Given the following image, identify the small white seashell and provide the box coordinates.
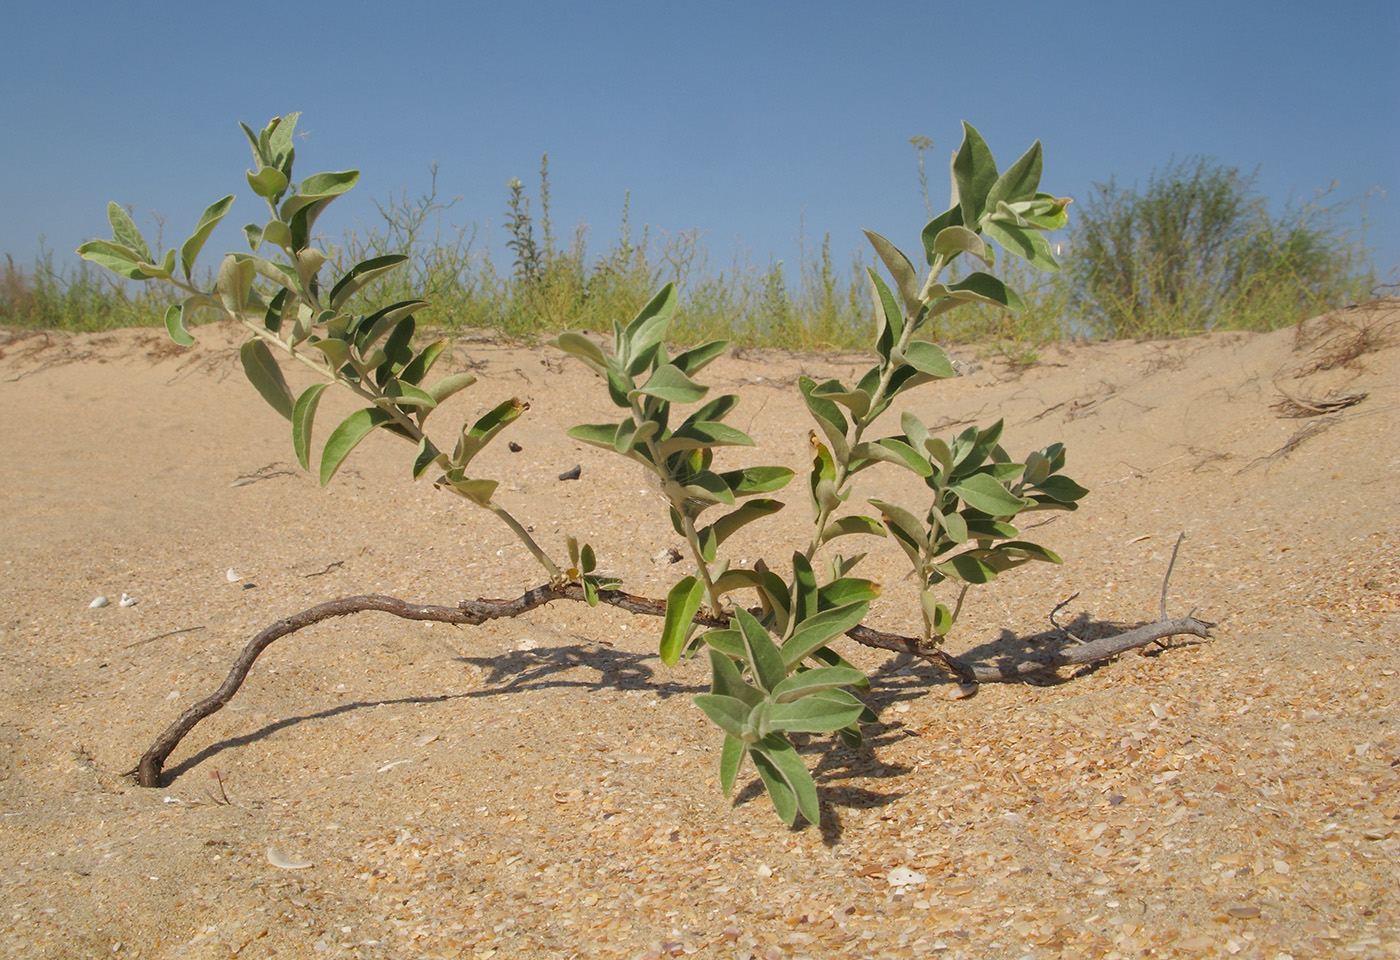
[89,596,110,608]
[119,593,137,608]
[267,847,313,870]
[413,734,440,747]
[949,683,978,700]
[377,759,413,773]
[887,866,928,888]
[226,568,241,583]
[756,864,773,878]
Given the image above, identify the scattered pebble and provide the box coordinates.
[226,568,241,583]
[887,867,927,889]
[89,596,109,609]
[119,593,137,608]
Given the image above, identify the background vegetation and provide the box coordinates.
[1,153,1379,351]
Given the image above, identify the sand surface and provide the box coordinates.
[0,304,1397,959]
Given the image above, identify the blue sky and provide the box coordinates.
[3,2,1396,300]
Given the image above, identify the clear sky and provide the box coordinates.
[3,1,1396,297]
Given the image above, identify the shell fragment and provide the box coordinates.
[266,847,313,870]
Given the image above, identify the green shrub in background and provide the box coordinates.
[1067,156,1374,337]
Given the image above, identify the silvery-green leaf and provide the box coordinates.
[76,239,145,280]
[328,254,409,310]
[752,735,818,826]
[660,576,704,666]
[693,694,752,742]
[734,607,784,694]
[412,437,445,479]
[781,601,870,668]
[311,337,351,369]
[985,139,1043,209]
[238,338,293,420]
[921,591,953,635]
[953,122,998,227]
[766,695,865,734]
[1031,474,1089,503]
[552,332,610,376]
[164,301,195,346]
[935,553,999,584]
[107,202,151,263]
[950,473,1032,516]
[246,165,289,199]
[750,748,799,825]
[400,340,449,386]
[931,224,990,264]
[719,735,746,797]
[862,229,920,317]
[850,438,932,477]
[632,363,707,404]
[179,195,235,280]
[292,382,330,471]
[320,407,393,485]
[672,339,728,376]
[983,220,1060,272]
[426,371,477,405]
[903,341,956,379]
[818,515,886,545]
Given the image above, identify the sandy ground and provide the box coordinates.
[0,302,1397,960]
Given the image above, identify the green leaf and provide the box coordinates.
[994,540,1062,563]
[693,694,753,742]
[867,269,904,362]
[309,337,351,370]
[921,591,954,635]
[818,576,881,608]
[439,474,499,504]
[246,165,289,199]
[76,239,145,280]
[719,735,747,797]
[238,338,293,420]
[862,229,920,317]
[985,139,1043,209]
[920,203,965,266]
[708,647,764,706]
[902,341,956,379]
[766,693,866,734]
[818,515,886,545]
[791,552,819,627]
[925,436,954,475]
[567,423,623,450]
[378,381,437,410]
[943,273,1024,311]
[180,195,235,280]
[399,340,449,387]
[328,254,409,310]
[869,499,930,554]
[412,437,445,479]
[935,552,999,584]
[291,382,330,470]
[718,465,794,496]
[552,332,610,376]
[1030,474,1089,503]
[620,283,678,375]
[707,499,784,548]
[658,421,755,456]
[164,301,194,346]
[983,219,1060,271]
[810,380,872,420]
[850,438,932,477]
[633,363,707,404]
[453,398,527,469]
[281,170,360,218]
[798,377,850,461]
[753,735,819,826]
[931,224,991,264]
[216,254,257,317]
[950,473,1032,516]
[750,747,799,825]
[781,602,871,668]
[734,607,785,694]
[702,628,747,662]
[107,202,152,263]
[319,407,394,485]
[671,339,729,376]
[425,371,478,405]
[953,122,998,227]
[660,576,705,666]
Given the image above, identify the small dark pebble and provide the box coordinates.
[508,441,523,453]
[1108,794,1125,806]
[558,464,582,481]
